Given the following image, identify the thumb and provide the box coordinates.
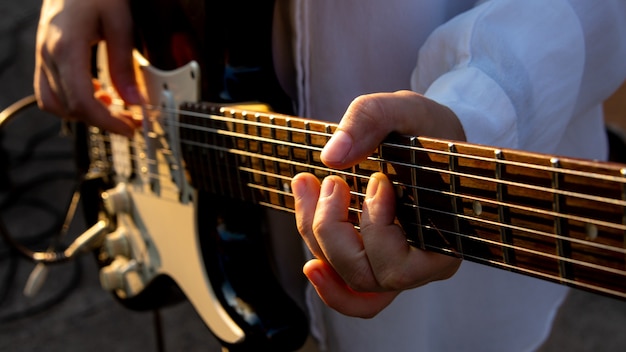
[321,90,465,169]
[100,0,141,105]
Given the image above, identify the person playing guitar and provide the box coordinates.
[33,0,626,351]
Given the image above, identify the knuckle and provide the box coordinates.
[377,270,414,291]
[347,95,386,128]
[344,266,378,292]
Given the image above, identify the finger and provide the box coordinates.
[303,259,399,318]
[100,0,141,105]
[291,173,324,259]
[361,172,461,290]
[321,90,465,169]
[34,64,68,118]
[311,176,380,292]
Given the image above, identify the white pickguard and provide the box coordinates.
[95,43,245,344]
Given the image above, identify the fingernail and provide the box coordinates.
[291,177,305,198]
[366,174,380,200]
[320,178,335,198]
[303,260,325,284]
[304,266,323,285]
[321,130,352,165]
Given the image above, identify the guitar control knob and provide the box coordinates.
[100,256,128,291]
[99,257,143,296]
[103,225,131,258]
[101,183,130,215]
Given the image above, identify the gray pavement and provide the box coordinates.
[1,1,625,351]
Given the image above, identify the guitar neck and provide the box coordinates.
[178,102,626,301]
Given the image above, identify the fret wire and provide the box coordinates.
[552,158,574,281]
[179,138,626,232]
[221,112,236,198]
[447,143,464,257]
[621,168,626,262]
[304,121,313,171]
[495,150,516,266]
[269,115,286,208]
[231,112,246,200]
[253,113,271,195]
[241,112,257,203]
[410,137,425,249]
[286,118,297,189]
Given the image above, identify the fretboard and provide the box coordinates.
[178,102,626,301]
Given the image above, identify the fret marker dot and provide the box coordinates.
[283,182,290,193]
[585,223,598,241]
[472,201,483,216]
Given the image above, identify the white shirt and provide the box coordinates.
[275,0,626,351]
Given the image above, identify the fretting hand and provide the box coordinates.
[292,90,466,318]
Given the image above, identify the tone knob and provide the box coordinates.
[99,256,129,291]
[104,225,131,258]
[101,183,130,215]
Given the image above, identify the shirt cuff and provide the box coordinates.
[417,66,519,149]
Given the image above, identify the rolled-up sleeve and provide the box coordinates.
[412,0,626,154]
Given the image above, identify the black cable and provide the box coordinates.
[0,5,87,326]
[0,257,83,324]
[0,95,81,264]
[0,95,84,315]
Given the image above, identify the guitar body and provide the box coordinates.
[81,0,308,351]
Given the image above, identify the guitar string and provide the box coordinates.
[92,121,624,256]
[98,136,626,234]
[119,104,626,184]
[95,132,626,257]
[175,108,626,209]
[90,136,626,293]
[184,136,626,232]
[95,106,626,247]
[103,103,626,188]
[251,189,626,287]
[175,106,626,183]
[96,119,626,212]
[235,164,626,258]
[93,130,626,258]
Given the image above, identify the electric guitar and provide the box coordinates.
[75,1,626,351]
